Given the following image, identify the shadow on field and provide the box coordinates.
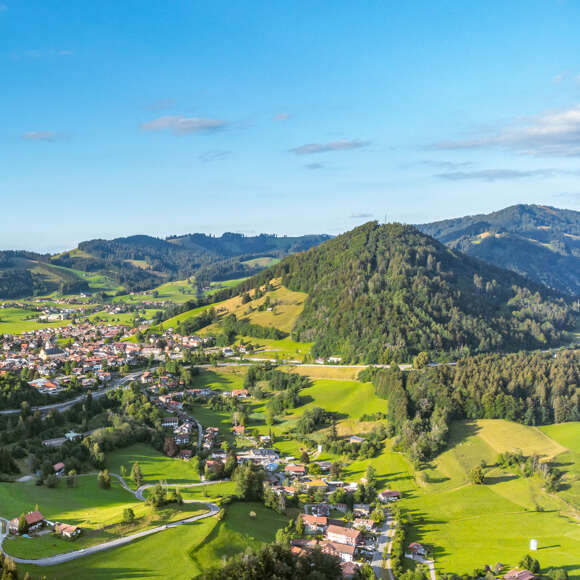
[484,474,518,485]
[402,507,449,560]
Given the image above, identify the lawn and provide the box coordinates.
[24,501,286,579]
[404,483,580,577]
[105,443,200,488]
[284,365,365,380]
[188,501,288,573]
[196,367,247,392]
[241,336,313,360]
[24,515,221,579]
[0,476,141,529]
[0,307,70,334]
[539,422,580,509]
[4,503,207,559]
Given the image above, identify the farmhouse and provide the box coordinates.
[55,523,82,538]
[326,524,361,547]
[285,464,307,476]
[53,461,65,476]
[505,570,536,580]
[378,489,400,502]
[300,514,328,533]
[321,540,357,562]
[407,542,428,559]
[9,511,45,535]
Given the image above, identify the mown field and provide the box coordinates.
[404,420,580,577]
[105,443,200,488]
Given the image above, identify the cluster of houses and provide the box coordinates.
[8,511,81,539]
[290,515,369,578]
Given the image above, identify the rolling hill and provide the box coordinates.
[418,204,580,296]
[214,221,577,362]
[0,232,330,299]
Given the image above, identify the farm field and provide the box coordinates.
[197,366,247,392]
[0,307,70,334]
[284,365,365,380]
[24,515,221,580]
[404,483,580,577]
[5,502,207,559]
[240,336,312,360]
[188,501,288,572]
[0,476,139,528]
[105,443,200,488]
[539,422,580,509]
[401,419,580,577]
[22,498,285,579]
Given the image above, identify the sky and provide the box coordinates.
[1,0,580,252]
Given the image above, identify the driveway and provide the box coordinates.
[371,513,396,580]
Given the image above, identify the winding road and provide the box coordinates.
[0,473,222,566]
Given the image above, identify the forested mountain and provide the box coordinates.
[228,221,577,363]
[0,232,329,299]
[418,204,580,296]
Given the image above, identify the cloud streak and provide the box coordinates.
[274,112,290,121]
[141,116,227,135]
[349,212,374,219]
[22,131,59,142]
[290,139,370,155]
[434,104,580,157]
[435,168,580,182]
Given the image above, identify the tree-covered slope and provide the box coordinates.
[419,204,580,296]
[231,222,576,363]
[50,232,330,294]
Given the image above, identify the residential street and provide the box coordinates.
[372,513,396,580]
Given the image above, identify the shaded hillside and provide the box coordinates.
[0,251,89,298]
[227,222,576,363]
[419,204,580,296]
[0,232,329,299]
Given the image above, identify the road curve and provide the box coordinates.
[0,473,221,566]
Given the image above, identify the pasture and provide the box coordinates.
[105,443,200,488]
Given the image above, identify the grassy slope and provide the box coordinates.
[105,443,200,488]
[405,420,580,577]
[539,422,580,510]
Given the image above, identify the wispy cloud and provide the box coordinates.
[305,163,324,170]
[552,191,580,205]
[435,168,580,182]
[349,212,374,219]
[22,131,59,142]
[434,104,580,157]
[0,3,7,12]
[400,159,473,170]
[274,112,290,121]
[552,70,568,83]
[290,139,370,155]
[199,149,231,163]
[141,116,227,135]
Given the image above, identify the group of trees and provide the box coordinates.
[372,349,579,464]
[321,423,389,460]
[200,543,343,580]
[146,483,183,508]
[497,451,563,492]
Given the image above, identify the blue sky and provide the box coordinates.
[1,0,580,252]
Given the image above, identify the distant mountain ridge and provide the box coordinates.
[418,204,580,296]
[0,232,330,299]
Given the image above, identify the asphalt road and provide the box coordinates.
[0,473,221,566]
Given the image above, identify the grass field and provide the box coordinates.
[0,477,139,527]
[539,422,580,509]
[401,419,580,577]
[189,501,288,572]
[197,367,247,392]
[404,483,580,577]
[241,336,313,360]
[105,443,200,488]
[24,515,221,579]
[0,307,70,334]
[284,365,365,380]
[23,500,285,579]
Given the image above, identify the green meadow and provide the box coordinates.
[105,443,200,488]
